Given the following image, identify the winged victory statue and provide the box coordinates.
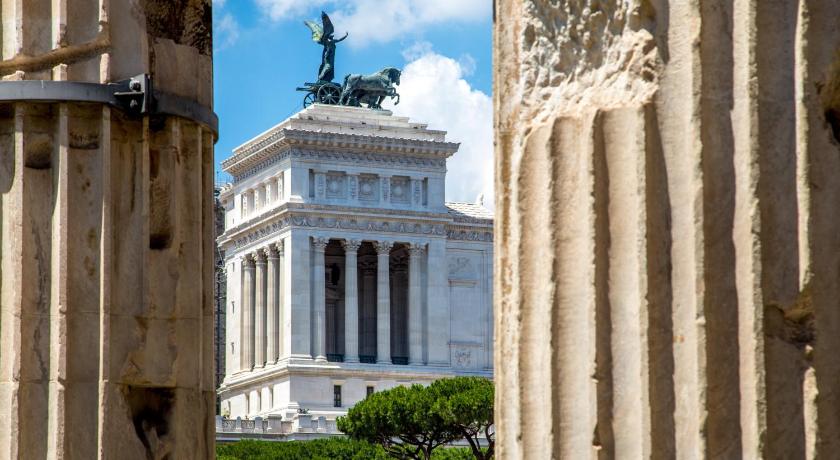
[297,11,401,109]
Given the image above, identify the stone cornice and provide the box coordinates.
[223,128,459,179]
[218,203,493,252]
[218,363,493,394]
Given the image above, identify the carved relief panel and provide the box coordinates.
[326,172,347,199]
[390,176,410,204]
[358,175,379,202]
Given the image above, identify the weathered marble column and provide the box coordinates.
[495,1,840,458]
[241,256,256,371]
[266,244,280,363]
[408,243,425,365]
[375,241,394,364]
[254,250,267,367]
[312,237,329,362]
[0,2,215,458]
[343,240,362,363]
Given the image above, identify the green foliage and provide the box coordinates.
[428,377,495,460]
[338,377,495,460]
[215,438,479,460]
[216,438,389,460]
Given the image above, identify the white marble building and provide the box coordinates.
[216,104,493,425]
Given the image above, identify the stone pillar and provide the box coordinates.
[276,173,284,202]
[275,240,286,359]
[314,171,327,200]
[242,256,256,371]
[343,240,362,363]
[495,1,840,459]
[375,241,394,364]
[380,175,391,205]
[408,243,425,365]
[312,237,329,362]
[266,244,280,364]
[0,3,218,457]
[348,173,359,203]
[254,250,267,367]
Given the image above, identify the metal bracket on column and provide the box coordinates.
[0,74,218,139]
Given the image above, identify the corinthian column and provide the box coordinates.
[408,243,425,365]
[242,256,256,371]
[342,240,362,363]
[312,237,329,362]
[254,250,268,367]
[266,244,280,364]
[374,241,394,364]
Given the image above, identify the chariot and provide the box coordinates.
[296,80,342,107]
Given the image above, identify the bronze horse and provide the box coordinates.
[339,67,401,109]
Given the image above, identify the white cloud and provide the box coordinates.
[256,0,330,21]
[255,0,491,47]
[215,13,240,49]
[384,46,493,207]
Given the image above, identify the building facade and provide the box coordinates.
[216,104,493,426]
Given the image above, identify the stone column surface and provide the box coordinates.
[266,243,280,363]
[241,256,256,371]
[254,249,267,367]
[495,1,840,459]
[375,241,394,364]
[342,240,362,363]
[312,237,329,362]
[408,243,425,365]
[0,1,216,459]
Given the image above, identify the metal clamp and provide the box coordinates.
[0,74,218,139]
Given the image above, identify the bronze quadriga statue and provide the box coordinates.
[296,11,400,110]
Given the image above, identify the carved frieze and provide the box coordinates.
[226,214,448,250]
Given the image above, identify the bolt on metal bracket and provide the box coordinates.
[0,74,218,139]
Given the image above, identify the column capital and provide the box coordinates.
[254,249,268,263]
[243,254,256,266]
[374,241,394,255]
[312,237,329,252]
[407,242,426,256]
[271,240,285,255]
[342,239,362,253]
[259,246,272,259]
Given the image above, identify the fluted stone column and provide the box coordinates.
[0,2,216,458]
[496,1,840,458]
[408,243,425,365]
[312,237,329,362]
[343,240,362,363]
[266,244,280,363]
[254,250,267,367]
[375,241,394,364]
[242,256,256,371]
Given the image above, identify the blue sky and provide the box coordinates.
[213,0,494,205]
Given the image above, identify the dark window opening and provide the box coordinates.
[333,385,342,408]
[366,386,374,397]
